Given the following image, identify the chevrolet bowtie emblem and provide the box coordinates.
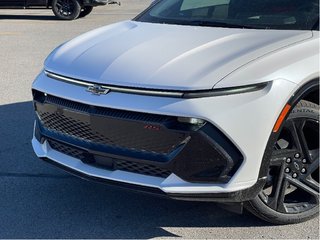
[86,85,110,95]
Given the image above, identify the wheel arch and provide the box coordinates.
[257,78,319,182]
[298,79,319,106]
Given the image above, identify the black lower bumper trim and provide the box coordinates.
[40,157,266,203]
[40,157,166,197]
[167,179,266,202]
[83,0,108,6]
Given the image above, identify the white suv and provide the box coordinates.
[32,0,319,224]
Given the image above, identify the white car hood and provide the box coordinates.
[45,21,312,90]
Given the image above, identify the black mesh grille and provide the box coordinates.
[48,139,171,178]
[33,91,243,184]
[46,95,171,123]
[39,112,109,144]
[36,96,188,154]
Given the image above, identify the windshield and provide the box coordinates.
[135,0,319,30]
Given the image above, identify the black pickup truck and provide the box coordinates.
[0,0,120,20]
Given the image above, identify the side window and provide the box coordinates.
[149,0,181,18]
[180,0,230,11]
[211,4,229,19]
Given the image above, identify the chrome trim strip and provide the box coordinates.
[45,70,269,99]
[45,70,184,98]
[182,83,269,98]
[45,71,93,87]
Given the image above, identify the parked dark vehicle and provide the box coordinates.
[0,0,120,20]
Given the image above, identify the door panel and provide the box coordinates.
[0,1,26,7]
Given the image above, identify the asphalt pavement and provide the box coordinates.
[0,1,319,239]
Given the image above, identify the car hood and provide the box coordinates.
[45,21,312,90]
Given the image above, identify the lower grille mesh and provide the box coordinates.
[48,139,85,160]
[115,160,171,178]
[48,139,171,178]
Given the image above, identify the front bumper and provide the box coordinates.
[31,71,297,200]
[32,137,265,202]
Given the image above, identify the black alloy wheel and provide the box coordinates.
[79,6,94,18]
[52,0,81,20]
[245,100,319,224]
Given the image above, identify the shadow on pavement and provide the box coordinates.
[0,14,58,21]
[0,101,268,239]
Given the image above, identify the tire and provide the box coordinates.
[79,6,93,18]
[245,100,319,224]
[52,0,81,20]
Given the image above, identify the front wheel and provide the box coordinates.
[245,100,319,224]
[52,0,81,20]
